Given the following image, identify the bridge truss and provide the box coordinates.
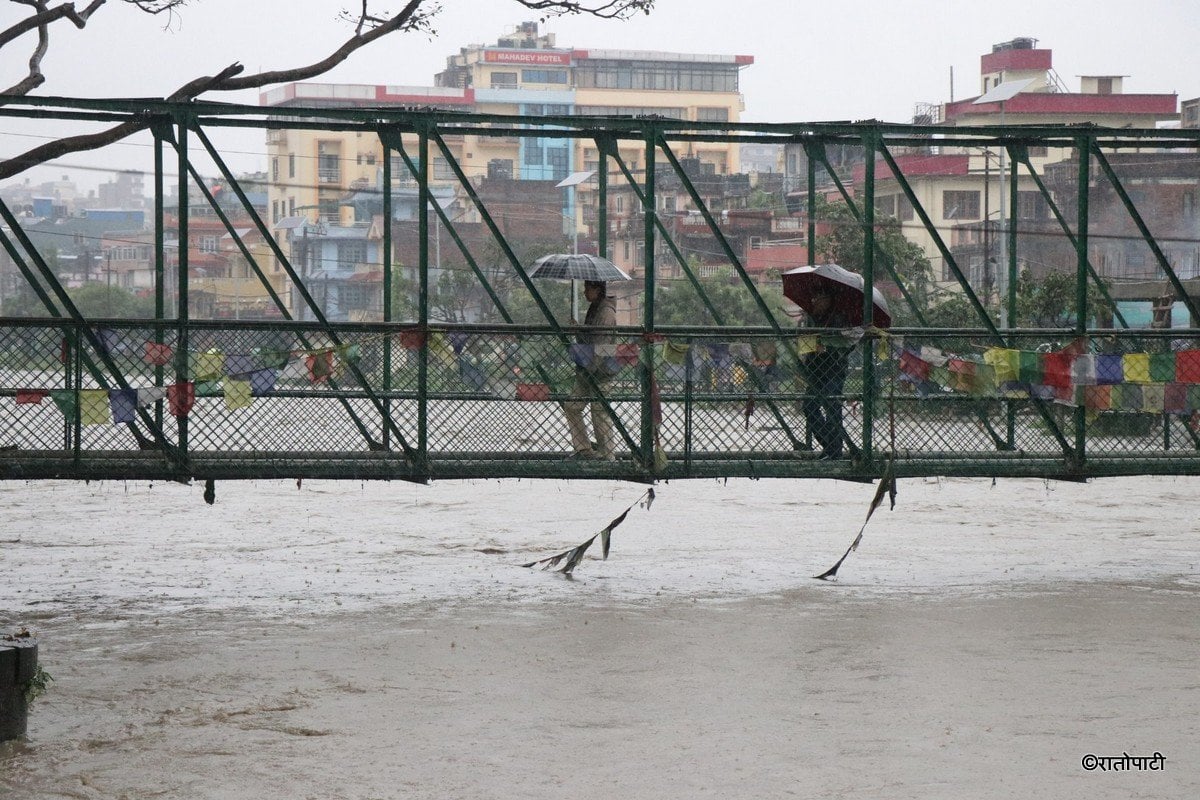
[1,97,1199,482]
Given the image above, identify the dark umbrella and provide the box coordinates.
[781,263,892,328]
[528,253,632,282]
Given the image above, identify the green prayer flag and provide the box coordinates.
[1149,352,1176,383]
[1018,350,1043,383]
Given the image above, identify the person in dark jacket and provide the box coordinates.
[801,287,850,459]
[564,280,617,460]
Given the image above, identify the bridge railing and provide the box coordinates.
[2,99,1200,480]
[2,318,1199,481]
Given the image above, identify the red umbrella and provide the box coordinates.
[781,263,892,328]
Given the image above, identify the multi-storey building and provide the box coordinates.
[259,22,753,320]
[787,38,1180,309]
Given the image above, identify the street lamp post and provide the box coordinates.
[975,79,1033,327]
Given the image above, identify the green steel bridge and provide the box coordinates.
[2,98,1199,484]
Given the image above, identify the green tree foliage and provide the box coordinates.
[1015,268,1111,327]
[68,284,156,318]
[655,274,788,328]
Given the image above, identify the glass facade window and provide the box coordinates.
[575,60,739,92]
[523,103,571,117]
[521,69,568,84]
[576,105,686,119]
[942,190,980,220]
[696,107,730,122]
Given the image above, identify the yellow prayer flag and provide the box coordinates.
[223,378,253,410]
[1122,353,1151,384]
[796,334,821,355]
[662,340,690,365]
[984,348,1019,383]
[428,331,457,367]
[80,389,111,426]
[193,350,225,381]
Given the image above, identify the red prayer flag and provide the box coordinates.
[306,351,334,384]
[615,342,640,365]
[167,382,195,418]
[144,341,174,366]
[899,349,931,381]
[516,383,550,401]
[1176,349,1200,384]
[1042,352,1074,389]
[16,389,48,405]
[399,330,425,350]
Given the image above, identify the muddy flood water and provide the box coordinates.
[1,475,1198,799]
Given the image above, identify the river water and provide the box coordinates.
[1,475,1198,798]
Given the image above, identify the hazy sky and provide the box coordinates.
[4,0,1199,183]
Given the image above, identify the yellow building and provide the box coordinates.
[260,22,752,227]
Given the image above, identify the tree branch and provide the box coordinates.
[0,0,658,181]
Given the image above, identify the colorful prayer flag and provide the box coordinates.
[137,387,166,407]
[1150,352,1176,383]
[249,369,277,396]
[145,341,173,366]
[224,353,258,377]
[168,382,195,418]
[15,389,48,405]
[900,349,931,381]
[984,348,1019,383]
[1095,354,1124,385]
[1164,383,1188,414]
[49,389,75,417]
[193,351,225,381]
[306,351,334,384]
[1176,350,1200,384]
[108,388,138,424]
[1018,350,1043,384]
[662,340,690,365]
[1122,353,1151,384]
[80,390,111,425]
[1071,354,1097,386]
[1041,352,1073,389]
[223,379,253,410]
[1141,384,1165,414]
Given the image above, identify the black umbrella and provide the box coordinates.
[781,263,892,328]
[528,253,632,282]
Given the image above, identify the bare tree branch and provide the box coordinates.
[0,0,657,181]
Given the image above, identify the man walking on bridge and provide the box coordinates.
[564,280,618,460]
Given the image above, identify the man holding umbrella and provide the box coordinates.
[564,279,618,460]
[800,286,851,460]
[782,263,890,461]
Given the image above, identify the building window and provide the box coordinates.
[749,236,763,250]
[615,195,625,214]
[318,199,340,223]
[272,157,279,182]
[1184,191,1196,218]
[490,71,517,88]
[897,195,914,221]
[696,107,729,122]
[942,190,980,220]
[546,147,569,180]
[289,197,296,216]
[521,69,568,84]
[338,241,368,269]
[874,195,897,217]
[198,236,218,254]
[288,154,295,178]
[432,157,455,181]
[1017,191,1049,221]
[272,200,280,223]
[523,143,544,166]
